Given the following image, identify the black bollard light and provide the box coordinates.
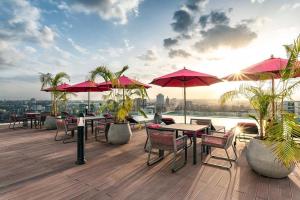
[76,113,86,165]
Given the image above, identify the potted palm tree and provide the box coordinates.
[220,35,300,178]
[90,66,148,144]
[40,72,70,129]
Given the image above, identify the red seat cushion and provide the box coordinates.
[183,130,205,137]
[147,123,161,129]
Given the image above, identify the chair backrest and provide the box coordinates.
[161,118,175,125]
[146,127,176,151]
[56,119,67,132]
[224,131,235,149]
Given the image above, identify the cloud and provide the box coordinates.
[194,24,257,52]
[199,10,230,28]
[171,10,193,33]
[137,50,157,61]
[168,49,191,58]
[163,38,178,48]
[67,38,88,54]
[251,0,265,3]
[0,41,24,69]
[24,46,37,54]
[186,0,208,11]
[280,3,300,11]
[1,0,56,47]
[70,0,143,25]
[124,39,134,51]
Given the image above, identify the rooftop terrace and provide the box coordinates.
[0,126,299,200]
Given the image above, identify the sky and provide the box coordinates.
[0,0,300,101]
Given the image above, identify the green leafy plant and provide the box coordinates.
[90,66,148,123]
[220,84,273,138]
[39,72,70,116]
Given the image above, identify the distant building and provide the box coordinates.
[133,98,147,111]
[283,101,300,116]
[156,93,165,112]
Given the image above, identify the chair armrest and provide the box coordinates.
[201,134,226,146]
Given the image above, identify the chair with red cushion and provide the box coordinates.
[201,131,237,169]
[55,118,78,143]
[183,118,225,147]
[146,126,188,172]
[161,117,175,125]
[94,118,112,142]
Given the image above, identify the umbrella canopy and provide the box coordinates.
[223,57,291,81]
[151,68,221,87]
[97,75,151,89]
[66,80,110,92]
[65,80,110,111]
[42,83,71,92]
[150,68,221,123]
[223,56,300,118]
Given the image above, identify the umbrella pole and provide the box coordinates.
[88,91,90,112]
[184,85,187,124]
[271,77,275,120]
[123,88,125,106]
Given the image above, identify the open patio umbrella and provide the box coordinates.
[223,56,300,117]
[42,83,71,92]
[65,80,110,111]
[150,67,222,124]
[97,75,151,103]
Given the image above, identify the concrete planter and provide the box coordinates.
[44,116,57,130]
[246,138,295,178]
[107,123,132,145]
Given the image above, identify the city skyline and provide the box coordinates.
[0,0,300,100]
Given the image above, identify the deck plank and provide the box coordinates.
[0,125,299,200]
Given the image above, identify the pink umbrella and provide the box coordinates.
[42,83,71,92]
[223,56,300,117]
[98,75,151,104]
[97,75,151,89]
[66,80,110,110]
[150,68,222,123]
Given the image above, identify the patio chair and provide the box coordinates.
[9,113,27,129]
[201,131,237,169]
[234,122,258,146]
[146,126,188,173]
[144,123,161,151]
[183,118,225,147]
[94,118,112,142]
[126,116,139,129]
[55,118,78,143]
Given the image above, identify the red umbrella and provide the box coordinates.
[42,83,71,92]
[66,80,110,110]
[150,68,222,123]
[97,75,151,89]
[223,56,300,117]
[98,75,150,104]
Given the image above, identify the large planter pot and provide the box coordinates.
[246,138,295,178]
[44,116,57,130]
[107,123,132,145]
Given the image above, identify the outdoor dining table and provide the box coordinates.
[25,112,41,128]
[160,123,209,165]
[84,116,106,140]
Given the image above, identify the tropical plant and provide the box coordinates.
[90,66,148,123]
[220,84,273,138]
[264,34,300,168]
[39,72,70,116]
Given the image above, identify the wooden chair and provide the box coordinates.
[201,131,237,169]
[55,118,77,143]
[146,126,188,173]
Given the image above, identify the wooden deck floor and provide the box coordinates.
[0,125,299,200]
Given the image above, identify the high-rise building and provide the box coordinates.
[156,93,165,112]
[133,98,147,111]
[283,101,300,116]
